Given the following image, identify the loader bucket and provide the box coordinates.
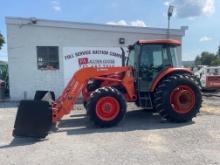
[13,100,52,139]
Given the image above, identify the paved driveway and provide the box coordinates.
[0,101,220,165]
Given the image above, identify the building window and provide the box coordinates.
[37,46,59,70]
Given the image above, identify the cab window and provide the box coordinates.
[140,44,171,68]
[170,46,178,67]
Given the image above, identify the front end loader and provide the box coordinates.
[13,67,136,138]
[13,39,202,139]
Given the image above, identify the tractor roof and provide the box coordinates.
[137,39,181,45]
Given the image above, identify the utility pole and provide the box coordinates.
[167,5,174,39]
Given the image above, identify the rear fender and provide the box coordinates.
[150,68,192,92]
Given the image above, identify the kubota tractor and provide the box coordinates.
[13,39,202,138]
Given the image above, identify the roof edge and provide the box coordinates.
[5,17,186,36]
[138,39,181,45]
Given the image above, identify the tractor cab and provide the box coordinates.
[127,39,181,92]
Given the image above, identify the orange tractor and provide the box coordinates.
[13,39,202,138]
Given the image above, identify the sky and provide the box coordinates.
[0,0,219,61]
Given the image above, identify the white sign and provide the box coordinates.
[63,47,128,85]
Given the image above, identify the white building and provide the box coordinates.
[6,17,187,100]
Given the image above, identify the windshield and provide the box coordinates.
[128,49,135,66]
[127,45,140,67]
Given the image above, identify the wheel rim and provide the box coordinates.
[170,85,196,114]
[96,97,120,121]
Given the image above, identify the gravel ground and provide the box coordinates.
[0,95,220,165]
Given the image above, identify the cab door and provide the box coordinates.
[137,44,172,92]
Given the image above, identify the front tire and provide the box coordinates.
[87,87,127,127]
[154,74,202,122]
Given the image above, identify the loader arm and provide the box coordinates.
[52,67,136,123]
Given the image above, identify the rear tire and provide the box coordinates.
[154,74,202,122]
[87,87,127,127]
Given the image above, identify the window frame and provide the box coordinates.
[139,44,173,68]
[36,46,59,70]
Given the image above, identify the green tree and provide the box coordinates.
[195,55,201,65]
[0,32,8,91]
[0,32,5,50]
[200,52,216,65]
[0,64,8,81]
[211,59,220,66]
[217,45,220,59]
[195,52,216,66]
